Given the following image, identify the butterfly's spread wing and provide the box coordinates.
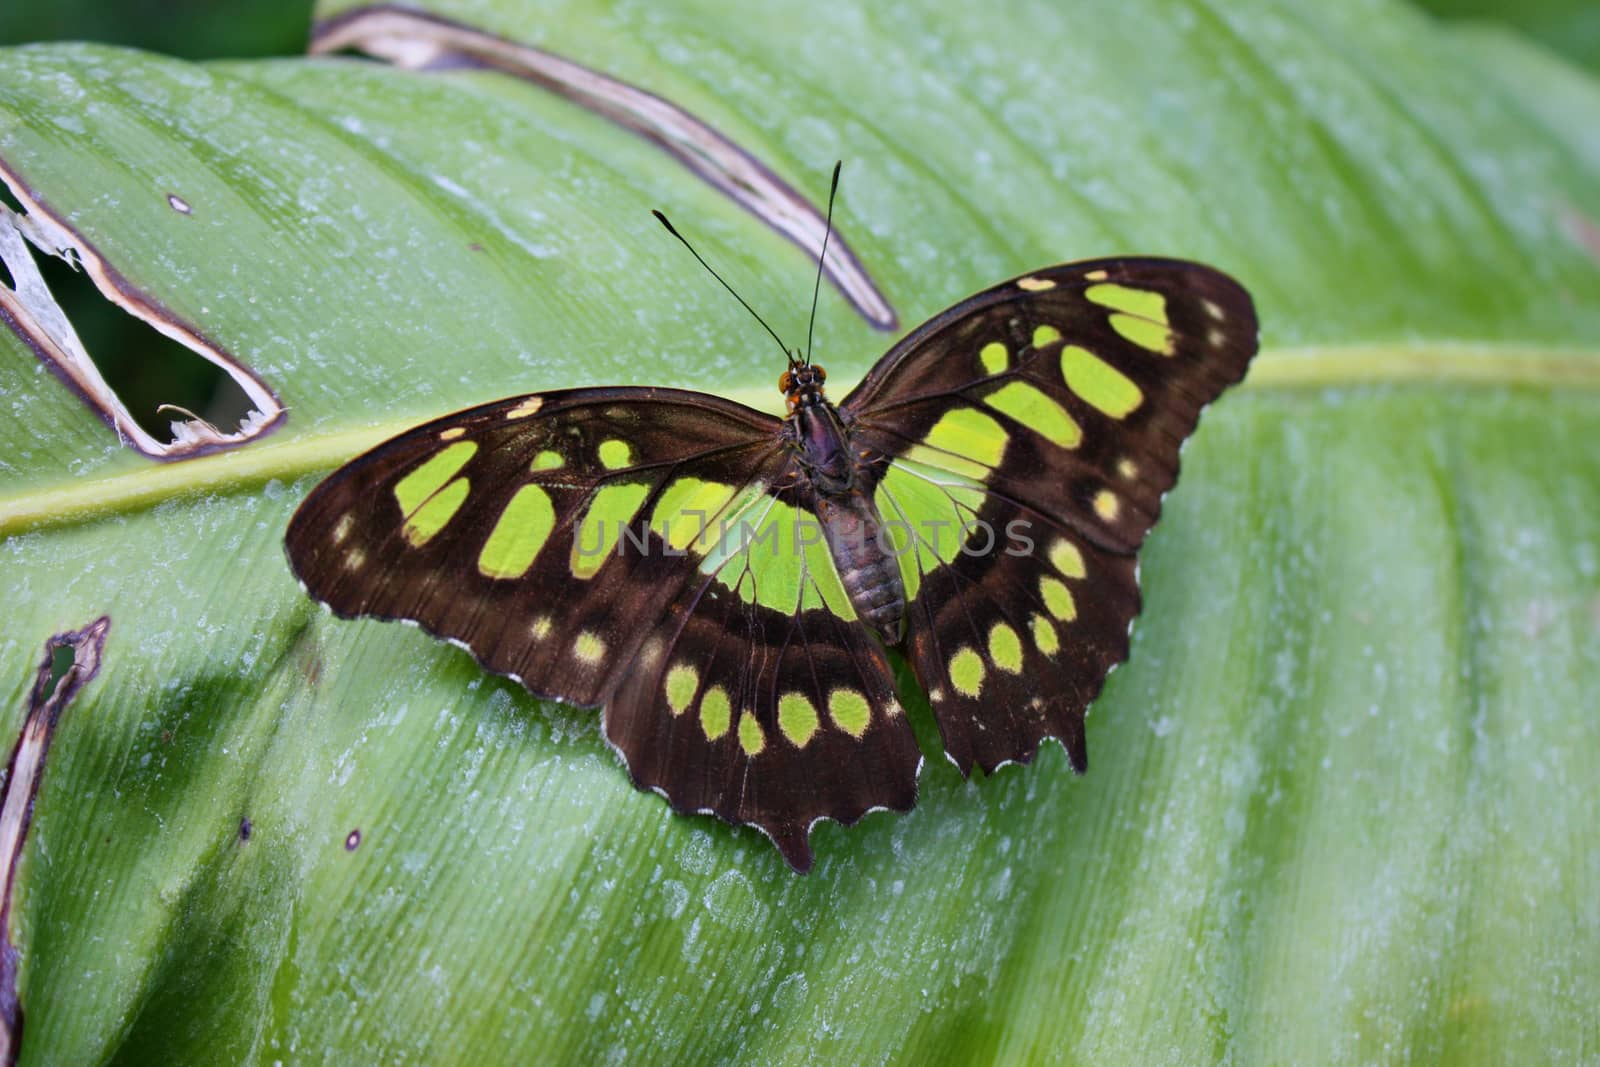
[286,387,919,870]
[841,258,1258,774]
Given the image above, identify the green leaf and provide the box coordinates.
[2,1,1599,1062]
[1414,0,1600,74]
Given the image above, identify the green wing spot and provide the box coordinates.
[902,445,990,481]
[1033,324,1062,349]
[1031,614,1060,656]
[1110,314,1174,355]
[598,438,633,469]
[651,477,739,551]
[531,450,564,471]
[799,534,859,620]
[683,482,772,564]
[700,686,732,740]
[478,484,557,578]
[1040,576,1077,621]
[877,507,920,601]
[828,689,872,738]
[922,408,1007,469]
[875,456,987,603]
[979,341,1009,375]
[1061,345,1143,417]
[988,622,1024,673]
[704,497,827,615]
[665,664,698,715]
[402,477,470,547]
[571,483,650,579]
[738,499,807,614]
[1085,282,1168,323]
[983,382,1082,449]
[949,647,986,698]
[778,693,820,747]
[738,712,766,756]
[1049,538,1086,578]
[393,440,477,515]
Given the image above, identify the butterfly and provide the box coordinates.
[285,166,1258,871]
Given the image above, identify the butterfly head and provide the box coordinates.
[781,358,828,411]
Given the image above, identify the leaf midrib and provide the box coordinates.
[2,342,1596,537]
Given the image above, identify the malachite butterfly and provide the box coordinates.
[285,170,1259,871]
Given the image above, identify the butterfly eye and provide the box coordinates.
[813,365,826,383]
[779,370,792,393]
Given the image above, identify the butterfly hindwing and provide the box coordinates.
[843,257,1257,774]
[606,491,920,869]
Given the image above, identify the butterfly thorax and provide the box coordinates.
[784,363,908,644]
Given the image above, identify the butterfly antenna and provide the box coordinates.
[652,209,792,363]
[804,161,842,367]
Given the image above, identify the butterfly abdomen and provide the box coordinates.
[816,492,906,644]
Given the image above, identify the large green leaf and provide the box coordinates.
[2,1,1598,1062]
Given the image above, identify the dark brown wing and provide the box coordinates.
[286,386,917,869]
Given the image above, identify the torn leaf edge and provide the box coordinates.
[0,616,111,1067]
[0,165,284,462]
[310,3,900,331]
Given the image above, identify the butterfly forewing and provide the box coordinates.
[842,257,1257,775]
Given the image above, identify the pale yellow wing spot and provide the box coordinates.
[478,484,557,579]
[983,381,1082,449]
[988,622,1024,674]
[1085,283,1169,324]
[665,664,699,715]
[402,477,469,547]
[1086,283,1174,355]
[1093,489,1121,522]
[650,477,740,551]
[699,687,732,740]
[570,483,649,579]
[1060,345,1143,418]
[394,441,477,516]
[332,513,354,544]
[778,693,820,747]
[1111,314,1175,355]
[828,689,872,738]
[1040,577,1076,621]
[979,341,1009,375]
[598,438,633,469]
[575,631,606,664]
[738,711,766,756]
[439,426,466,441]
[1017,276,1056,291]
[1031,614,1060,656]
[505,396,544,420]
[949,646,986,698]
[922,408,1007,469]
[1048,538,1086,578]
[530,616,553,640]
